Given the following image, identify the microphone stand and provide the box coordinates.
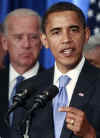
[14,107,33,138]
[19,85,59,137]
[23,116,31,138]
[4,111,10,128]
[20,102,40,130]
[19,97,45,137]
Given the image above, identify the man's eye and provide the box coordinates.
[13,35,22,40]
[29,35,39,40]
[52,31,60,35]
[16,36,22,40]
[31,35,38,39]
[71,27,79,32]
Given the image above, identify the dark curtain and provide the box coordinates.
[0,0,46,21]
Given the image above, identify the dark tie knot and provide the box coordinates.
[59,75,71,88]
[16,76,24,90]
[16,76,24,84]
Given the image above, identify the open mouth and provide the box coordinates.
[61,48,74,57]
[63,49,73,54]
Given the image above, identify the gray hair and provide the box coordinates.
[84,33,100,52]
[3,8,41,35]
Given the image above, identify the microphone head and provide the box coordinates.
[43,85,59,100]
[33,85,59,108]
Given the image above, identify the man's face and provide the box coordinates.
[41,11,90,73]
[3,15,42,72]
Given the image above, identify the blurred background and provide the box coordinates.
[0,0,99,68]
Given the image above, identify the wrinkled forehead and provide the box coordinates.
[5,15,41,34]
[7,16,40,33]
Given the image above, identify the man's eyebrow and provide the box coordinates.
[9,33,23,36]
[49,25,80,31]
[49,27,61,33]
[48,25,81,34]
[69,25,80,29]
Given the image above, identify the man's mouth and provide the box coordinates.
[63,49,73,54]
[60,48,74,57]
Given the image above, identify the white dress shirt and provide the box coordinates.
[9,61,39,100]
[53,56,85,105]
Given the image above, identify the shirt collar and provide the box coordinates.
[54,56,85,84]
[9,61,39,83]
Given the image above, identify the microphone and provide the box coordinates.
[4,85,58,127]
[4,88,33,127]
[28,85,59,112]
[7,88,33,115]
[19,85,59,128]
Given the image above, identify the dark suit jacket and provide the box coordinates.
[0,68,9,138]
[15,60,100,138]
[0,65,44,138]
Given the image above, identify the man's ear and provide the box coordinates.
[85,27,91,43]
[1,35,8,51]
[40,33,49,49]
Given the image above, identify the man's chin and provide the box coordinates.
[20,62,34,68]
[64,60,81,70]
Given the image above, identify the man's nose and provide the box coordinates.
[62,30,72,43]
[23,36,30,47]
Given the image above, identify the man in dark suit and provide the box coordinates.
[13,2,100,138]
[0,8,44,138]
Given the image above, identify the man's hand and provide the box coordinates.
[59,106,96,138]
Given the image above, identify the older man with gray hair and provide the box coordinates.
[0,8,44,138]
[84,33,100,68]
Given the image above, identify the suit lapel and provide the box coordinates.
[46,102,55,138]
[38,65,44,74]
[70,60,99,109]
[45,68,55,138]
[61,60,100,138]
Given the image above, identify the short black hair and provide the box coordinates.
[41,1,86,33]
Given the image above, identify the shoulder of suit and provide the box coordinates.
[84,59,100,77]
[0,67,9,75]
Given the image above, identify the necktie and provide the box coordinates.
[9,76,24,126]
[53,75,71,138]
